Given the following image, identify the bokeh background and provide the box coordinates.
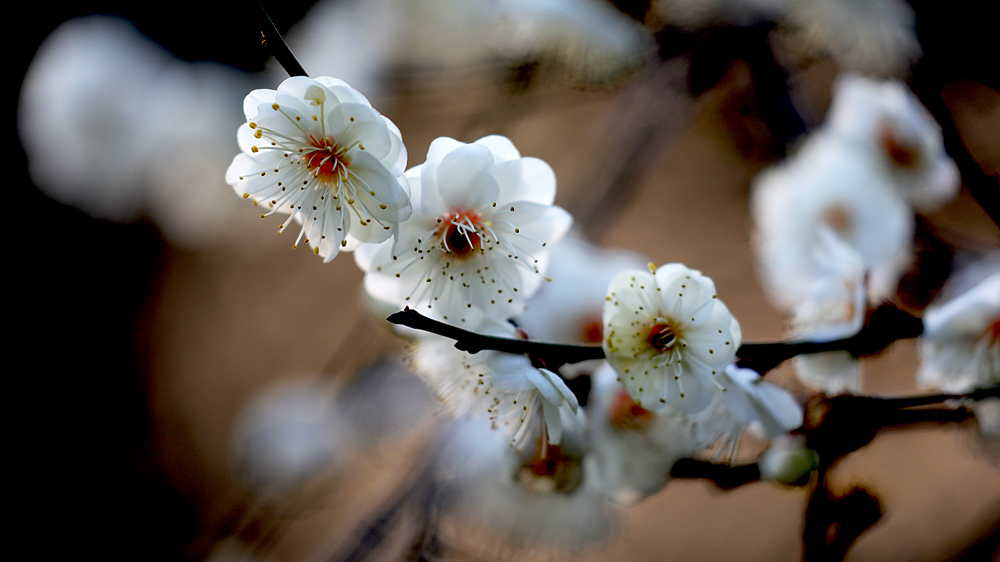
[14,1,1000,560]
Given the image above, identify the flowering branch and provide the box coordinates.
[387,303,924,376]
[257,0,308,77]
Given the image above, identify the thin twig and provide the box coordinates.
[386,308,605,370]
[257,0,309,78]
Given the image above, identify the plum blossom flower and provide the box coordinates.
[602,263,740,413]
[356,135,572,324]
[433,417,613,551]
[410,319,579,447]
[823,74,960,212]
[586,363,737,505]
[716,365,803,438]
[788,230,868,393]
[226,76,410,261]
[752,135,913,308]
[918,271,1000,394]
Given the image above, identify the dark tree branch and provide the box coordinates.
[669,459,761,490]
[386,308,605,371]
[257,0,308,78]
[802,480,883,562]
[388,304,923,375]
[735,304,924,374]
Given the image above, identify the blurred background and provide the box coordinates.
[14,0,1000,560]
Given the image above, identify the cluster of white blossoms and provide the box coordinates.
[19,16,258,248]
[752,73,960,392]
[223,71,804,545]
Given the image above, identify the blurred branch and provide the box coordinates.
[802,480,883,562]
[736,304,924,374]
[669,459,761,490]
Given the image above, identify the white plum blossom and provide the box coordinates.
[226,76,410,261]
[823,74,960,212]
[752,134,913,308]
[586,363,738,505]
[602,263,741,413]
[19,16,173,221]
[918,272,1000,394]
[432,417,613,551]
[410,319,579,447]
[717,365,803,438]
[356,135,572,324]
[788,230,868,393]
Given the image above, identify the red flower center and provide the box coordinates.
[304,136,351,183]
[878,123,921,169]
[647,322,678,352]
[439,211,484,257]
[609,387,655,431]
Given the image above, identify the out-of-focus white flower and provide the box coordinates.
[19,16,174,220]
[752,135,913,308]
[226,76,410,261]
[782,0,921,77]
[717,365,802,438]
[587,363,737,505]
[410,319,579,446]
[759,435,819,485]
[493,0,655,84]
[823,74,960,212]
[602,263,741,413]
[516,231,648,345]
[356,135,572,324]
[918,272,1000,393]
[787,230,867,393]
[20,16,267,248]
[143,62,261,248]
[433,417,614,551]
[232,379,343,491]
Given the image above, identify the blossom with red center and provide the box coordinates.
[823,74,959,212]
[602,263,740,413]
[356,135,572,324]
[226,76,410,262]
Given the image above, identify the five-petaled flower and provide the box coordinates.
[356,135,572,324]
[226,76,410,261]
[602,263,740,413]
